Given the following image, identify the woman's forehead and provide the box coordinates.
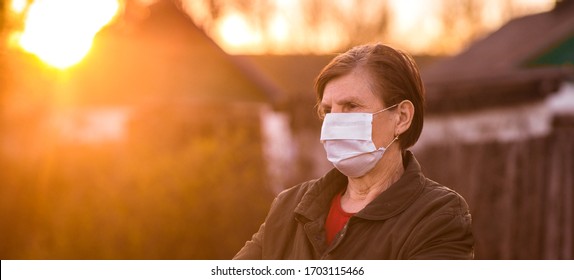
[322,71,381,104]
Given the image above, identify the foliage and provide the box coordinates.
[0,101,274,259]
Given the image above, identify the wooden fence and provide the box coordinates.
[416,114,574,259]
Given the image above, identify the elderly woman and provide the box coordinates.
[234,44,474,259]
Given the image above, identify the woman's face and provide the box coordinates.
[320,69,397,149]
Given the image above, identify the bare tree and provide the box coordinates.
[432,0,532,54]
[432,0,484,52]
[181,0,549,54]
[300,0,391,51]
[185,0,390,53]
[184,0,276,34]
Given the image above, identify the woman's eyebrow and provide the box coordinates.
[335,96,363,106]
[320,96,364,111]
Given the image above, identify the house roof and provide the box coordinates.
[421,1,574,114]
[73,0,270,106]
[239,55,335,104]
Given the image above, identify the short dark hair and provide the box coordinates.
[314,43,425,150]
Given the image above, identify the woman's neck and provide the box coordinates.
[341,148,404,213]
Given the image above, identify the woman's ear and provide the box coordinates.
[395,100,414,136]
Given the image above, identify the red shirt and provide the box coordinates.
[325,192,355,245]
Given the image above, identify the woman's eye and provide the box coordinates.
[346,103,359,110]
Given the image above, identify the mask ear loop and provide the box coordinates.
[373,103,399,115]
[384,135,399,149]
[377,135,399,151]
[374,103,400,151]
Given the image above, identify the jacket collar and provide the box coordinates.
[295,151,426,222]
[294,167,347,222]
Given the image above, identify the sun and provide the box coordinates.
[216,12,263,53]
[11,0,121,69]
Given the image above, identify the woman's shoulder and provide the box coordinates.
[277,178,320,199]
[266,177,320,214]
[270,168,346,217]
[417,178,471,216]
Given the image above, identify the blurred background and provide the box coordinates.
[0,0,573,259]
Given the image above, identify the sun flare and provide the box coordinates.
[12,0,120,69]
[217,13,260,47]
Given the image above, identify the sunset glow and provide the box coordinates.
[216,12,263,52]
[213,0,556,55]
[10,0,28,14]
[12,0,120,69]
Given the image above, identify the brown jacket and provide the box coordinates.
[234,151,474,259]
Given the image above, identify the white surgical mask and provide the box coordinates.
[320,104,398,178]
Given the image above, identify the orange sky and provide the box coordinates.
[202,0,556,55]
[7,0,556,69]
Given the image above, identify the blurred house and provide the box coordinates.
[3,0,273,150]
[417,0,574,259]
[71,0,268,132]
[0,0,277,259]
[68,0,312,194]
